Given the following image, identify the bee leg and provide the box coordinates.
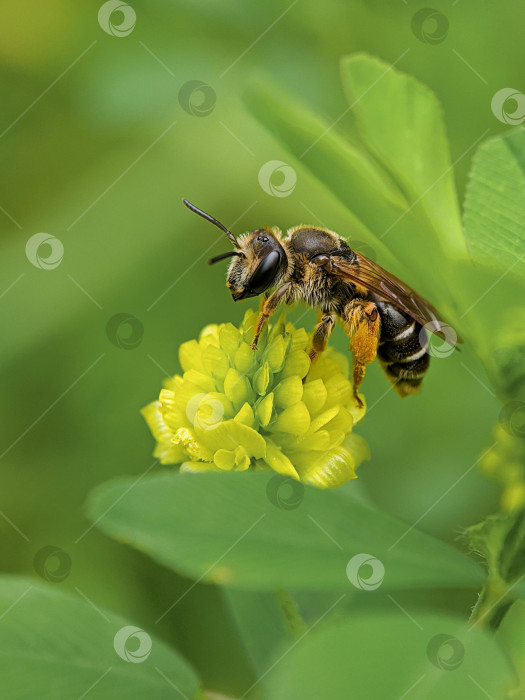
[308,313,335,365]
[343,299,381,407]
[251,283,292,350]
[259,291,269,311]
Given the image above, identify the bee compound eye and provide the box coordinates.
[248,250,281,295]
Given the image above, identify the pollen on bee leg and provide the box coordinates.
[308,314,335,366]
[343,299,380,405]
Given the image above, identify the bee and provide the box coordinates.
[183,199,460,404]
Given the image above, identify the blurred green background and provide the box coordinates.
[1,0,524,694]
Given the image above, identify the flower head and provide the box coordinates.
[142,310,369,488]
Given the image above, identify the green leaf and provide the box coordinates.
[221,588,292,677]
[464,128,525,280]
[86,472,484,592]
[340,54,466,261]
[495,600,525,698]
[0,577,199,699]
[265,612,515,700]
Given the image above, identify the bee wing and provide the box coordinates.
[327,252,462,344]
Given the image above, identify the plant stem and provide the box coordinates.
[274,588,307,638]
[469,578,516,631]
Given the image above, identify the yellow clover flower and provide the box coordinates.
[142,310,369,489]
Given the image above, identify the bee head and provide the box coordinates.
[183,199,287,301]
[225,228,287,301]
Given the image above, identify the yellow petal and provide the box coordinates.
[213,449,236,470]
[274,376,303,409]
[253,362,271,395]
[182,370,216,393]
[264,440,299,478]
[324,406,354,435]
[185,392,231,431]
[179,340,203,372]
[294,429,331,451]
[274,401,310,435]
[199,324,220,347]
[343,432,371,470]
[308,405,340,433]
[256,393,274,427]
[323,375,352,409]
[234,402,256,428]
[202,345,229,379]
[224,368,254,406]
[295,446,357,489]
[347,396,367,423]
[173,427,214,461]
[241,310,259,340]
[141,401,187,464]
[290,327,309,351]
[281,349,310,379]
[219,323,241,353]
[266,335,286,372]
[194,419,266,459]
[234,342,254,373]
[302,378,327,414]
[234,445,251,471]
[268,313,286,343]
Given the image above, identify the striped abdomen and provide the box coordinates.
[375,301,430,396]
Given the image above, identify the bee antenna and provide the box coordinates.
[208,251,242,265]
[183,199,239,248]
